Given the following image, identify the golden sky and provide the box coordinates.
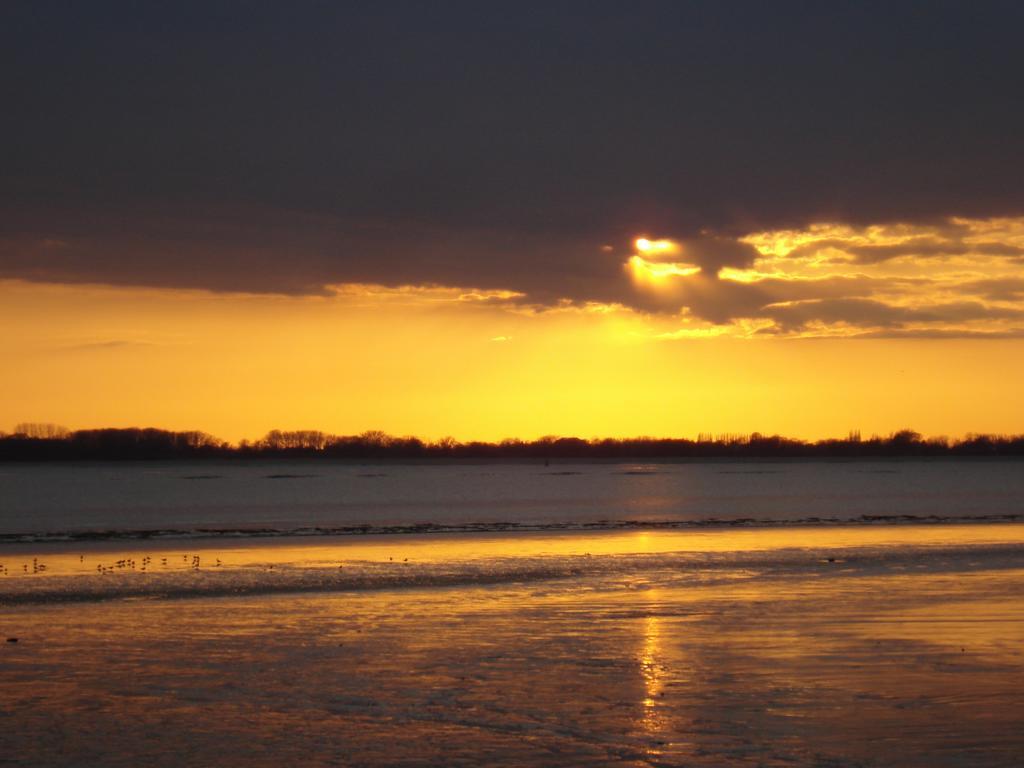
[4,216,1024,443]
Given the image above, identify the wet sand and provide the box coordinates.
[2,526,1023,766]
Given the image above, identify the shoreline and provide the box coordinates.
[2,512,1024,547]
[4,523,1024,606]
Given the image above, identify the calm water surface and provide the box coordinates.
[1,459,1021,537]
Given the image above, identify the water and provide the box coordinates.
[1,459,1021,539]
[3,532,1023,767]
[2,526,1023,606]
[1,460,1023,766]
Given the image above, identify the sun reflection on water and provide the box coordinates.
[640,610,664,723]
[635,588,674,757]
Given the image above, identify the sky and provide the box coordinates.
[3,1,1024,441]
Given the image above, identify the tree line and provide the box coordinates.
[2,424,1024,461]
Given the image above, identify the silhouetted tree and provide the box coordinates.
[14,423,70,439]
[2,425,1023,461]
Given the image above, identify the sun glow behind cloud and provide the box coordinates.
[623,218,1024,340]
[627,255,702,284]
[634,238,681,257]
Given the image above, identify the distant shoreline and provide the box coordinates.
[4,454,1024,465]
[3,426,1024,461]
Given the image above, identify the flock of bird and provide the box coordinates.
[0,557,48,575]
[0,552,414,577]
[0,552,230,576]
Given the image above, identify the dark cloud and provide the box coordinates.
[0,205,630,300]
[789,235,1024,265]
[850,328,1024,340]
[644,274,924,325]
[2,1,1024,304]
[678,236,760,275]
[954,278,1024,302]
[761,298,1024,333]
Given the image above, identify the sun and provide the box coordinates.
[628,237,699,287]
[634,237,680,256]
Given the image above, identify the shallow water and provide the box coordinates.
[2,525,1024,605]
[1,525,1024,766]
[2,549,1023,765]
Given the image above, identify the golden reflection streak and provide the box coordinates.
[635,585,675,756]
[640,609,665,725]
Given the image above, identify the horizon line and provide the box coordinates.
[6,423,1024,449]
